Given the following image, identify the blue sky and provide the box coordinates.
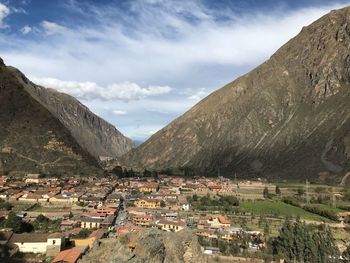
[1,0,350,141]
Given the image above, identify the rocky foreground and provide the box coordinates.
[79,229,212,263]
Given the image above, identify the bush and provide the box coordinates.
[302,205,338,221]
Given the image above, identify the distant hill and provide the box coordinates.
[123,7,350,182]
[0,58,132,176]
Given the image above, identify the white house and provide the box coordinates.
[8,232,63,256]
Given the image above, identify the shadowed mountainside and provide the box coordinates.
[9,67,133,161]
[123,7,350,181]
[0,59,132,175]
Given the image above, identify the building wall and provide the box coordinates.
[73,237,95,248]
[14,242,47,254]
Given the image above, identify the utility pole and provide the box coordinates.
[332,187,336,208]
[234,173,238,196]
[306,179,310,205]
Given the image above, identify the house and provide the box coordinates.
[8,232,63,256]
[72,229,105,249]
[95,207,118,216]
[132,214,152,227]
[25,174,40,184]
[50,194,80,206]
[139,183,159,193]
[80,217,102,229]
[134,198,161,208]
[199,215,231,230]
[60,219,79,231]
[47,233,65,257]
[203,246,221,255]
[156,219,186,232]
[181,204,190,211]
[52,247,83,263]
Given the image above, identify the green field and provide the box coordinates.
[240,200,331,222]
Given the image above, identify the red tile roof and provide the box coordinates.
[52,247,82,263]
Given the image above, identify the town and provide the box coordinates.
[0,171,350,263]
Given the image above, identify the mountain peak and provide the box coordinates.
[122,7,350,182]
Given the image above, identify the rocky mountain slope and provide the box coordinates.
[0,58,131,175]
[9,67,133,161]
[123,7,350,181]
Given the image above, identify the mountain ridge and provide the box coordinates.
[0,59,132,175]
[122,6,350,182]
[9,67,133,160]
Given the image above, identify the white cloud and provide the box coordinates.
[2,1,350,139]
[187,88,208,101]
[30,77,172,101]
[20,25,32,34]
[112,110,127,115]
[0,3,10,28]
[41,20,66,35]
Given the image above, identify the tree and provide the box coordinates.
[275,186,281,196]
[264,222,270,235]
[263,187,269,199]
[36,214,48,223]
[297,187,305,196]
[77,229,92,238]
[160,200,166,208]
[112,165,123,178]
[273,218,339,263]
[4,212,23,233]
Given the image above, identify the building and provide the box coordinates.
[52,247,83,263]
[199,215,231,230]
[139,183,159,193]
[156,219,186,232]
[72,229,105,249]
[80,217,102,229]
[134,198,161,208]
[132,214,152,227]
[8,232,63,256]
[25,174,41,184]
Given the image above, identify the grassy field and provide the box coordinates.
[240,200,331,222]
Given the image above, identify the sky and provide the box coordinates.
[0,0,350,141]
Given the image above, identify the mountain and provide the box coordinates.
[123,7,350,181]
[9,67,133,161]
[0,58,132,175]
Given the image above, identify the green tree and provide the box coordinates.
[36,214,49,223]
[263,187,269,199]
[4,212,23,233]
[297,187,305,196]
[112,165,123,178]
[275,186,281,196]
[77,228,92,238]
[264,222,270,235]
[273,218,339,262]
[160,200,166,208]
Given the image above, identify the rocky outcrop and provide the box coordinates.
[123,6,350,181]
[9,67,133,160]
[79,229,208,263]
